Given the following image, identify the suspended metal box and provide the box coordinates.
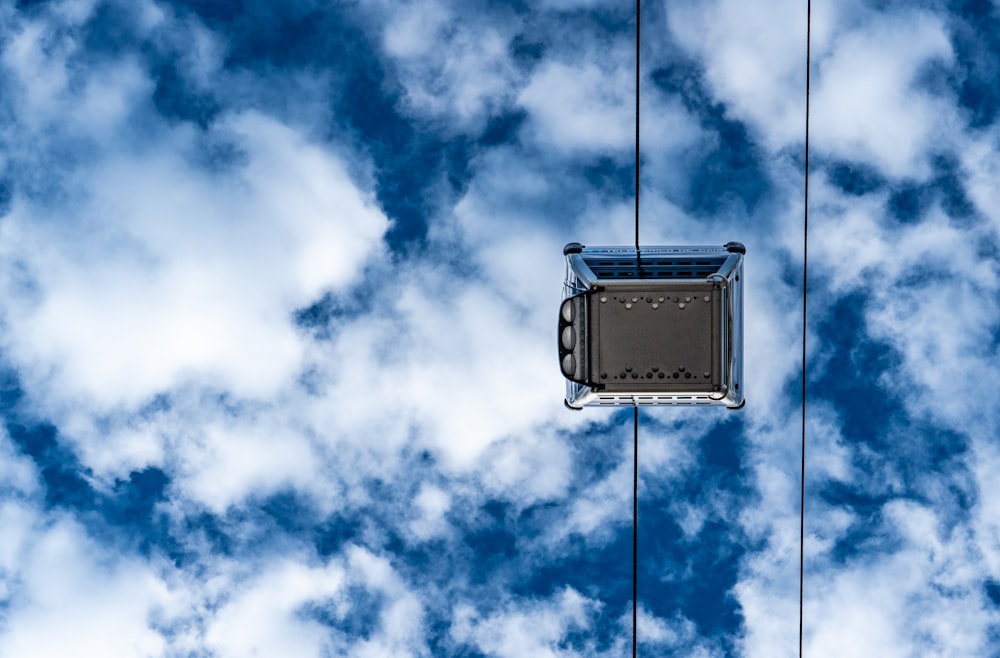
[559,242,745,409]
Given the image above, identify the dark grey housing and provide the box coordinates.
[559,242,745,409]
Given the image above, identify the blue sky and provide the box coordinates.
[0,0,998,656]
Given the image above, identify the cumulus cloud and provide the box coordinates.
[1,0,1000,656]
[0,2,390,420]
[668,0,957,179]
[801,499,997,657]
[810,10,956,178]
[667,0,809,150]
[202,547,427,658]
[518,58,634,154]
[662,1,1000,656]
[370,0,523,132]
[451,588,603,656]
[0,516,173,658]
[303,262,567,471]
[0,109,387,414]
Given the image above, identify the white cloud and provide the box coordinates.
[811,10,955,178]
[478,428,573,506]
[633,605,722,656]
[2,1,1000,656]
[970,442,1000,580]
[553,411,703,546]
[451,590,722,657]
[0,2,388,421]
[341,546,428,657]
[451,588,600,657]
[518,58,634,154]
[532,0,617,9]
[408,482,452,541]
[740,229,807,417]
[204,557,348,658]
[375,0,522,131]
[301,260,569,473]
[803,501,995,657]
[0,0,171,145]
[963,128,1000,233]
[0,110,388,414]
[0,428,39,498]
[667,0,809,150]
[738,488,1000,657]
[0,501,37,605]
[668,1,955,180]
[0,516,173,658]
[806,167,1000,433]
[176,410,325,514]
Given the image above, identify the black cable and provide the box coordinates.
[633,405,639,658]
[799,1,811,656]
[633,2,641,656]
[635,0,641,252]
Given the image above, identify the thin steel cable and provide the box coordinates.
[633,2,641,656]
[633,406,638,658]
[635,0,641,252]
[799,1,811,656]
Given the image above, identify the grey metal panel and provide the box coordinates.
[591,283,720,395]
[561,243,744,409]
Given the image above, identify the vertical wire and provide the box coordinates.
[635,0,641,252]
[633,2,641,656]
[633,405,639,658]
[799,0,811,656]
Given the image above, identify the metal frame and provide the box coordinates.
[559,243,745,409]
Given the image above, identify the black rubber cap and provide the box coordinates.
[727,398,746,411]
[563,242,585,255]
[725,241,746,254]
[564,399,582,411]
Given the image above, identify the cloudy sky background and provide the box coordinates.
[0,0,998,655]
